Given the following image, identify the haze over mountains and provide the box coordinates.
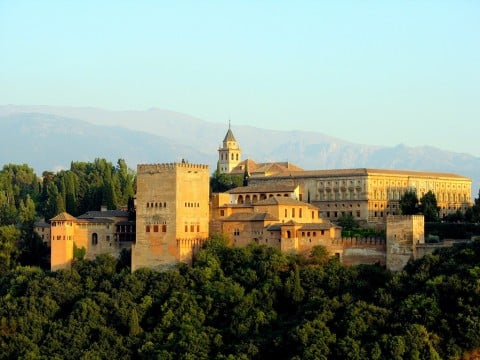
[1,105,479,194]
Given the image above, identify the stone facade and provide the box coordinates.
[248,169,472,226]
[49,210,134,271]
[34,219,51,247]
[210,189,343,255]
[386,215,425,271]
[132,162,210,271]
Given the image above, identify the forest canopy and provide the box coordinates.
[1,237,480,359]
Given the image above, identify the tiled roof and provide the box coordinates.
[266,224,282,231]
[50,212,77,222]
[34,219,50,227]
[254,196,319,208]
[227,184,297,194]
[77,210,129,219]
[78,218,115,224]
[257,168,470,180]
[300,222,339,230]
[230,159,303,176]
[115,220,136,226]
[223,212,278,222]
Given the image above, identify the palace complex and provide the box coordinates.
[43,125,473,272]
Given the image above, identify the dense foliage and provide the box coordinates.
[210,168,245,193]
[400,190,441,222]
[0,159,135,226]
[1,237,480,359]
[0,160,135,273]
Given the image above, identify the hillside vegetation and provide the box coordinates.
[1,237,479,359]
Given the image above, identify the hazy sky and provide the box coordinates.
[1,1,479,156]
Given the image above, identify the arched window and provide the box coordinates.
[92,233,98,245]
[236,154,239,160]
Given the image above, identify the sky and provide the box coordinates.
[1,1,479,156]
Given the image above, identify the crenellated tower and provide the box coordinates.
[218,123,242,174]
[132,162,210,271]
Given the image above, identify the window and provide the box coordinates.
[185,225,188,232]
[106,235,110,242]
[162,225,167,232]
[299,208,302,218]
[292,208,295,217]
[190,225,195,232]
[220,210,225,216]
[154,225,159,232]
[92,233,98,245]
[146,225,151,233]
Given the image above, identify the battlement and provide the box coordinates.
[138,163,209,174]
[387,215,424,223]
[331,237,385,246]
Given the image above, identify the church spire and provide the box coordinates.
[218,122,242,174]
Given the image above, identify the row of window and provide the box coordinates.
[237,193,289,204]
[232,230,326,237]
[220,153,240,161]
[185,224,201,232]
[322,211,362,218]
[52,235,73,240]
[51,221,73,227]
[185,202,200,208]
[146,202,167,208]
[146,225,167,233]
[283,208,305,218]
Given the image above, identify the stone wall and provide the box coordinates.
[386,215,425,271]
[132,163,210,271]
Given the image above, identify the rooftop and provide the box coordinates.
[254,168,471,180]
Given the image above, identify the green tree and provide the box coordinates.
[420,191,440,222]
[210,168,243,193]
[400,190,419,215]
[338,213,357,232]
[0,225,21,273]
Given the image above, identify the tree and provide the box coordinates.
[0,225,21,273]
[338,213,357,232]
[420,191,440,222]
[399,190,419,215]
[210,168,243,193]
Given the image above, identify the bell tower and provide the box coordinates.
[218,122,242,174]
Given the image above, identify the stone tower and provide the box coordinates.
[50,212,76,270]
[218,123,242,174]
[386,215,425,271]
[132,162,210,271]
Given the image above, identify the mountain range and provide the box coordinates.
[1,105,479,196]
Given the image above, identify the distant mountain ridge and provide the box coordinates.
[0,105,479,194]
